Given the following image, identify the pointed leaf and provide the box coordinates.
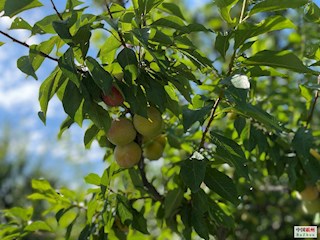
[180,157,206,192]
[86,57,113,95]
[84,173,101,185]
[17,56,37,80]
[250,0,308,16]
[3,0,43,17]
[211,132,249,179]
[245,50,317,75]
[58,48,80,87]
[204,167,239,205]
[164,188,184,218]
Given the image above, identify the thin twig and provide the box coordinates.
[239,0,247,24]
[50,0,63,21]
[199,96,222,150]
[105,3,127,48]
[0,30,59,62]
[306,76,320,127]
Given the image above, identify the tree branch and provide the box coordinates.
[306,75,320,127]
[50,0,63,21]
[138,158,163,202]
[198,96,221,150]
[105,3,127,48]
[135,134,163,202]
[0,30,59,62]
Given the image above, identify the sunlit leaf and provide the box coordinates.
[17,56,37,80]
[245,50,317,75]
[3,0,43,17]
[250,0,308,16]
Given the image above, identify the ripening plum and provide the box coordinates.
[107,118,136,146]
[114,142,142,168]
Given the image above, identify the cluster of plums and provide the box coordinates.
[102,85,166,168]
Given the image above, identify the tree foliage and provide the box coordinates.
[0,0,320,239]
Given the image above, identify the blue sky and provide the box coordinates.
[0,0,319,186]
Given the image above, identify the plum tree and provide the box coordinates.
[299,185,319,201]
[107,118,136,146]
[102,86,124,106]
[114,142,142,168]
[133,106,163,138]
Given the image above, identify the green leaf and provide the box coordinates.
[304,3,320,23]
[151,16,186,30]
[58,116,74,138]
[10,17,32,30]
[84,124,99,149]
[146,0,164,13]
[118,83,148,117]
[132,209,149,234]
[84,100,111,131]
[210,132,249,179]
[86,57,113,95]
[182,105,211,132]
[3,0,43,17]
[58,209,78,228]
[204,167,239,205]
[25,221,52,232]
[245,50,317,75]
[73,24,91,58]
[117,202,133,224]
[191,208,209,240]
[292,127,320,182]
[215,33,230,59]
[164,188,184,218]
[117,48,138,68]
[180,157,206,192]
[3,207,33,221]
[215,0,238,24]
[208,199,234,227]
[32,14,65,35]
[58,48,80,87]
[61,80,83,125]
[31,179,54,192]
[86,198,98,224]
[101,163,117,187]
[249,0,308,16]
[192,189,209,213]
[233,101,285,133]
[84,173,101,185]
[99,34,121,63]
[30,36,57,71]
[117,48,139,83]
[52,20,73,44]
[17,56,37,80]
[0,42,4,47]
[38,111,46,125]
[160,2,185,20]
[235,16,296,48]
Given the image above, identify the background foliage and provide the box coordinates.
[0,0,320,239]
